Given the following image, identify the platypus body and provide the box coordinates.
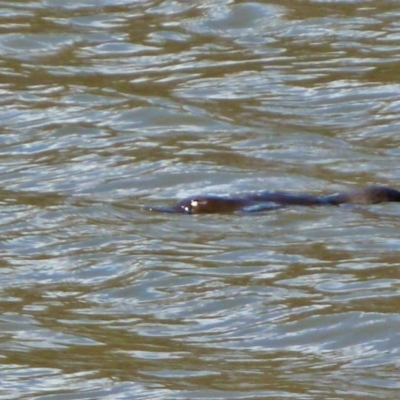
[147,186,400,214]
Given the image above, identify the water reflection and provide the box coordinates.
[0,0,400,399]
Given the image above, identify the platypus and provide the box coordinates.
[147,186,400,214]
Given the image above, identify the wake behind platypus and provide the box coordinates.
[147,186,400,214]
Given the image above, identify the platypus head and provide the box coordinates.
[147,196,247,214]
[176,196,246,214]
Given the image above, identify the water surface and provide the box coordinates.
[1,1,400,399]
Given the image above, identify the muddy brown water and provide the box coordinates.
[0,1,400,399]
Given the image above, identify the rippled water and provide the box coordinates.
[1,1,400,399]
